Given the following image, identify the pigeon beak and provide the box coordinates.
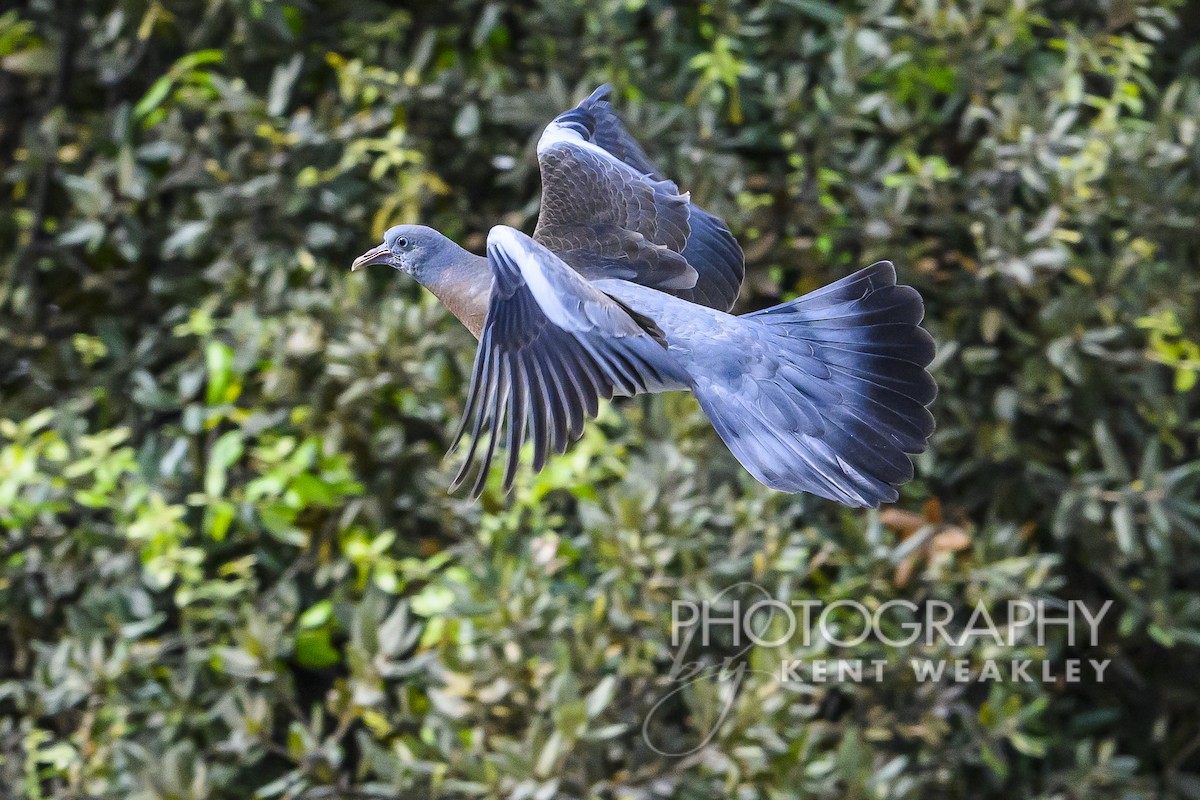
[351,243,391,271]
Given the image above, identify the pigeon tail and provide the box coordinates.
[685,262,936,506]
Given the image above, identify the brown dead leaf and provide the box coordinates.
[931,527,971,553]
[881,508,926,538]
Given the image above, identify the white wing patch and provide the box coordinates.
[537,120,632,166]
[486,226,581,331]
[452,225,693,496]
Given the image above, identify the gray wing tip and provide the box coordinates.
[581,83,614,108]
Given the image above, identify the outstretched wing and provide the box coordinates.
[535,85,745,312]
[450,226,691,497]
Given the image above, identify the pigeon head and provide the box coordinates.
[351,224,467,284]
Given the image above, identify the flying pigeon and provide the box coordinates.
[352,85,936,506]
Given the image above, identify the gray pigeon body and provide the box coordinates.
[353,86,936,506]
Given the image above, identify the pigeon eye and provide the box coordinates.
[396,236,409,249]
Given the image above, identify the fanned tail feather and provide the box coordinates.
[690,261,936,507]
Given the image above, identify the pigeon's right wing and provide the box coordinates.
[535,85,745,312]
[450,226,691,497]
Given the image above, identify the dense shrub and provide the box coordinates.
[1,0,1198,797]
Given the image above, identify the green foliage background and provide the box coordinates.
[2,0,1199,797]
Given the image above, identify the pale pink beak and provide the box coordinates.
[351,243,391,271]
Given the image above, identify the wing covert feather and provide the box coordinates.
[534,85,745,311]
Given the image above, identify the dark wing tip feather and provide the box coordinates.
[678,207,745,311]
[581,84,614,107]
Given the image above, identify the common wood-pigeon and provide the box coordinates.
[353,86,936,506]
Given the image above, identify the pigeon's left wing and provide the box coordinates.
[535,108,696,294]
[535,85,745,312]
[450,226,691,496]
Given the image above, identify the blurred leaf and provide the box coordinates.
[295,628,340,668]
